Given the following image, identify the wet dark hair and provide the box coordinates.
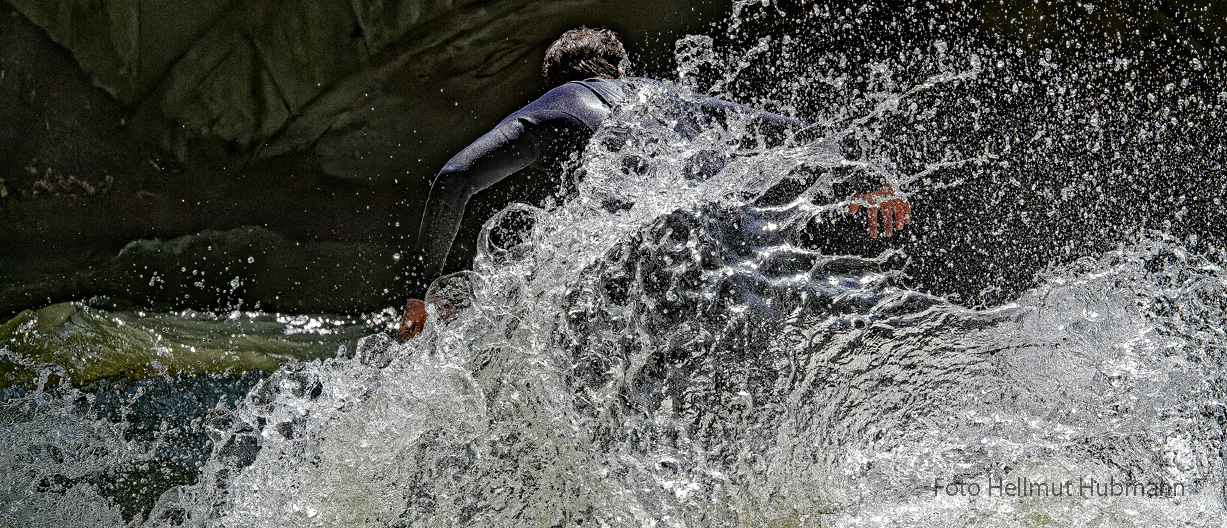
[542,27,629,85]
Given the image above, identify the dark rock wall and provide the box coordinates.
[0,0,728,315]
[0,7,152,277]
[6,0,728,177]
[8,0,473,157]
[1,0,1222,316]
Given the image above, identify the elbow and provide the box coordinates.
[430,167,476,202]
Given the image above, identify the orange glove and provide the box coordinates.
[845,183,911,238]
[397,298,427,340]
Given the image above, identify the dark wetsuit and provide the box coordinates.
[415,76,805,281]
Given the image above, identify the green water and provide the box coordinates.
[0,301,380,388]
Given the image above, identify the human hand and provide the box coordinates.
[397,298,427,340]
[844,183,911,238]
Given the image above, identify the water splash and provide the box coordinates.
[2,2,1225,525]
[145,72,1224,525]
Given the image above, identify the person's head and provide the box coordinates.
[542,27,630,86]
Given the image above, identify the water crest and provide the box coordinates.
[2,2,1224,525]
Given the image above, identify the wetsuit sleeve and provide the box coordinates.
[415,116,546,279]
[410,82,608,287]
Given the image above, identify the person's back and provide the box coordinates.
[397,27,910,339]
[411,29,631,287]
[413,76,804,288]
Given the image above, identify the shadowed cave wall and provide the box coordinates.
[1,0,1223,316]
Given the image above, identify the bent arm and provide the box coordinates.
[695,94,913,238]
[415,118,543,279]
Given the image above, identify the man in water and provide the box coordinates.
[399,27,909,338]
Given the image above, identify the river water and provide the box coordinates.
[2,2,1225,526]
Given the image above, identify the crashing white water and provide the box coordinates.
[2,2,1225,526]
[154,76,1225,526]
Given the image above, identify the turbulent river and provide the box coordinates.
[2,2,1225,526]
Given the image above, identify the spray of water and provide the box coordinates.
[2,1,1224,526]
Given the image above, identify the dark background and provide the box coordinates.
[1,0,1223,316]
